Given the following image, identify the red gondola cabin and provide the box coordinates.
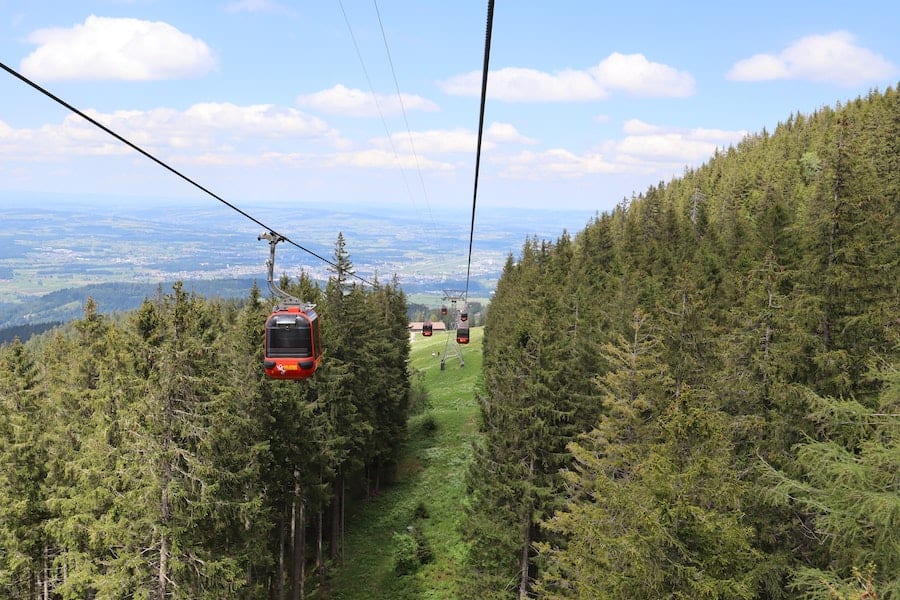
[457,326,470,344]
[264,305,322,379]
[422,321,434,337]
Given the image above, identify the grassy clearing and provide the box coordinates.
[320,327,483,599]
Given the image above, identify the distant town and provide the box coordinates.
[0,198,595,328]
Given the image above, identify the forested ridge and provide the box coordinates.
[464,87,898,598]
[0,234,412,598]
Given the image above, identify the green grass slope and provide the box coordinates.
[322,327,483,599]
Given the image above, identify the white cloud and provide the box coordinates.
[499,149,620,178]
[617,134,717,163]
[440,66,608,102]
[439,53,694,101]
[373,122,533,155]
[20,15,216,81]
[494,121,747,181]
[378,129,476,154]
[326,149,452,170]
[690,127,744,142]
[622,119,662,135]
[726,53,790,82]
[297,84,439,117]
[727,31,897,86]
[181,103,337,139]
[592,52,695,97]
[485,122,536,145]
[614,123,747,164]
[0,103,345,162]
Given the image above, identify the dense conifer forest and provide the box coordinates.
[463,87,898,598]
[0,235,412,598]
[1,88,898,599]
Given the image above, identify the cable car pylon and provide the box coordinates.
[440,289,467,370]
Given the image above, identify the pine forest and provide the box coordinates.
[465,87,899,599]
[1,236,413,598]
[2,87,899,599]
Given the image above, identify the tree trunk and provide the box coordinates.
[518,515,532,600]
[299,500,306,599]
[159,449,171,600]
[43,544,49,600]
[822,125,845,352]
[330,476,341,562]
[159,532,168,600]
[340,477,345,564]
[316,510,324,584]
[519,457,534,600]
[290,473,304,600]
[159,441,171,600]
[275,508,286,600]
[288,497,300,600]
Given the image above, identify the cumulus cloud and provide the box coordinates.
[485,122,537,145]
[373,122,533,155]
[495,121,747,180]
[181,103,337,139]
[616,134,717,163]
[440,67,608,102]
[622,119,662,135]
[20,15,216,81]
[326,149,452,170]
[592,52,695,97]
[726,31,897,86]
[614,122,747,164]
[377,129,475,154]
[438,52,694,101]
[0,103,345,163]
[499,149,621,178]
[297,84,439,117]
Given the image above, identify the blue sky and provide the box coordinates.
[1,0,897,220]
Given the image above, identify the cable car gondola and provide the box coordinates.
[440,305,448,316]
[264,304,322,379]
[260,232,322,380]
[422,321,434,337]
[456,325,470,344]
[460,311,468,322]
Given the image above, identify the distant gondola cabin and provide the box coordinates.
[264,305,322,379]
[457,326,470,344]
[440,305,448,316]
[460,311,468,322]
[422,321,434,337]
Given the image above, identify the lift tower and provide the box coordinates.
[440,289,467,370]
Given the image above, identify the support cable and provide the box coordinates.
[372,0,440,235]
[0,60,374,287]
[463,0,495,304]
[336,0,420,219]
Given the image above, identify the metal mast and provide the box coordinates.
[440,289,466,369]
[259,231,315,310]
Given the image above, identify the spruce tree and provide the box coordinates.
[0,339,50,596]
[762,364,900,598]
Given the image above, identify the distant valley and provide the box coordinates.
[0,196,595,328]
